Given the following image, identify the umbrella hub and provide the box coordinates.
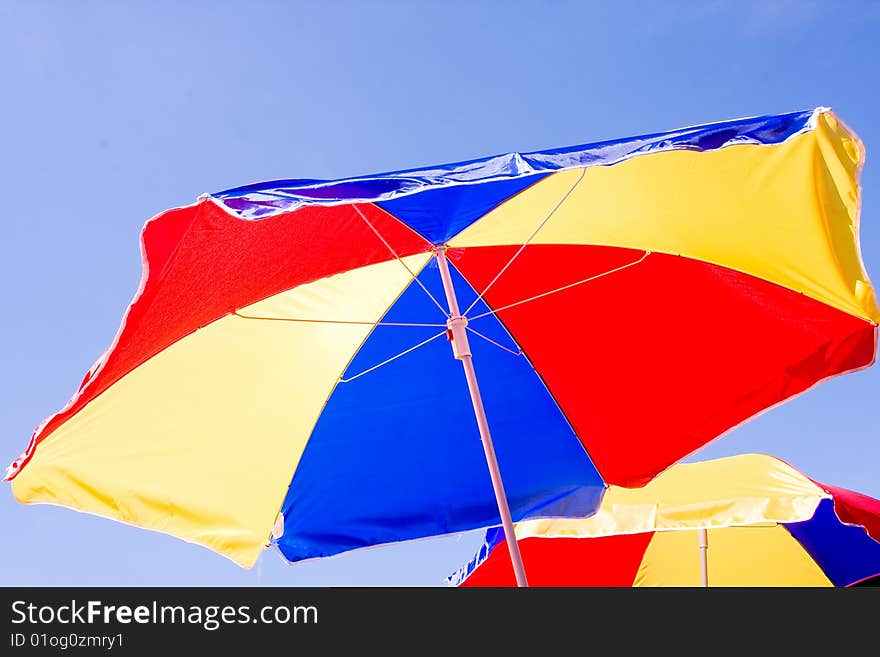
[446,315,471,360]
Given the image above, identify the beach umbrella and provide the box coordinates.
[6,108,878,586]
[451,453,880,587]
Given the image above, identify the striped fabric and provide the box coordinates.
[8,108,877,568]
[453,454,880,587]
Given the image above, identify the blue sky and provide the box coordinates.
[1,1,878,586]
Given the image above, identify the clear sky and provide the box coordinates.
[2,1,879,586]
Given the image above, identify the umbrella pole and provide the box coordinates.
[435,247,529,588]
[699,528,709,587]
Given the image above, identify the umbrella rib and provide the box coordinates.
[232,311,444,328]
[468,251,650,321]
[339,330,448,383]
[462,166,587,317]
[465,326,523,356]
[351,204,450,317]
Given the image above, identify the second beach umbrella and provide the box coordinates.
[452,453,880,587]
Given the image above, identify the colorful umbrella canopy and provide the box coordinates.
[6,108,878,576]
[452,454,880,587]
